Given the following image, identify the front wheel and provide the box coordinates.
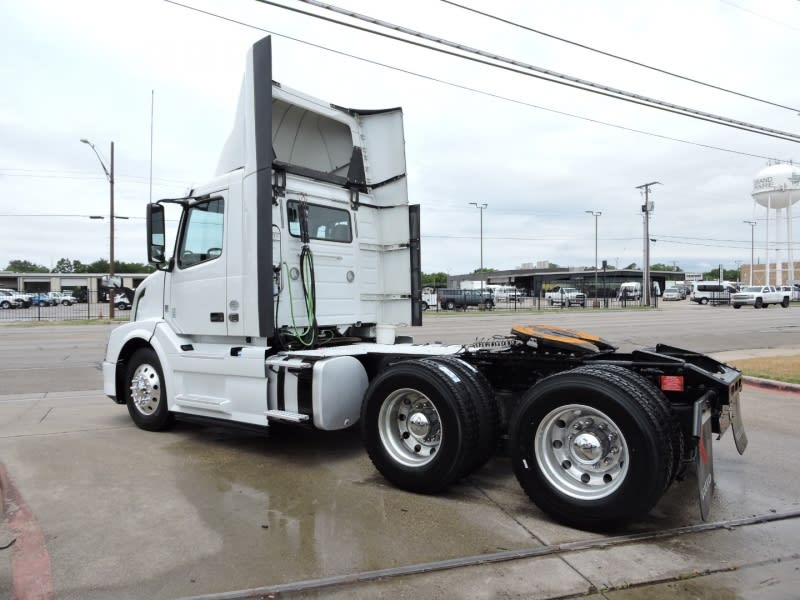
[124,348,174,431]
[509,365,672,530]
[420,301,429,311]
[484,300,493,310]
[0,301,10,309]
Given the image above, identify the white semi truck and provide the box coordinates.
[103,36,747,530]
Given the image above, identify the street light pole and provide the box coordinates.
[636,181,661,305]
[469,202,488,306]
[585,210,601,306]
[744,220,756,286]
[80,138,115,319]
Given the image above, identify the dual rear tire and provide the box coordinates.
[361,357,499,493]
[508,365,679,530]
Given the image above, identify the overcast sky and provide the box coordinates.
[2,0,799,277]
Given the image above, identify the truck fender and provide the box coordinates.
[103,319,160,398]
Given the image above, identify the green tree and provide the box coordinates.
[702,267,739,281]
[651,262,682,272]
[87,259,109,273]
[52,258,75,273]
[116,261,155,274]
[422,271,448,287]
[474,267,496,273]
[624,262,638,270]
[5,260,48,273]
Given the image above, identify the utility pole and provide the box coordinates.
[469,202,488,306]
[636,181,661,305]
[744,220,756,285]
[585,210,601,306]
[80,138,116,319]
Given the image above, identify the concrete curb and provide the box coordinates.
[743,376,800,394]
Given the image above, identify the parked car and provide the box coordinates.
[0,289,32,309]
[114,295,132,310]
[30,292,55,307]
[438,288,494,310]
[48,291,77,306]
[731,286,790,309]
[778,285,800,302]
[662,287,682,301]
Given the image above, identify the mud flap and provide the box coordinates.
[729,389,748,455]
[693,398,715,521]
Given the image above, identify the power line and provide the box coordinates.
[440,0,800,113]
[284,0,800,143]
[164,1,790,163]
[720,0,800,33]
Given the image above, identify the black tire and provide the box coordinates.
[754,298,763,309]
[445,300,455,311]
[587,365,684,488]
[509,365,672,530]
[0,301,10,309]
[428,356,500,476]
[700,298,709,305]
[781,297,790,308]
[421,301,429,311]
[549,298,554,306]
[124,348,174,431]
[484,300,493,310]
[361,359,478,493]
[732,304,741,309]
[62,300,72,306]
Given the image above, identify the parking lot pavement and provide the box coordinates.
[1,315,799,598]
[2,382,799,599]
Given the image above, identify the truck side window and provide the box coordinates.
[287,200,352,243]
[178,198,224,269]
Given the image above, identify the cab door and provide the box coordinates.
[164,195,228,337]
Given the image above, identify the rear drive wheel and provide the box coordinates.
[125,348,174,431]
[361,359,478,493]
[781,297,790,308]
[754,297,763,308]
[428,356,500,476]
[445,300,455,310]
[509,365,672,530]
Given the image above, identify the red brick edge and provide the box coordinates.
[0,462,54,600]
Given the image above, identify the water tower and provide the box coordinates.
[751,163,800,285]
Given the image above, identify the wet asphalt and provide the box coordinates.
[1,301,799,598]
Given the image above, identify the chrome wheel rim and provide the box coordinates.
[378,388,442,467]
[129,363,162,416]
[536,404,629,500]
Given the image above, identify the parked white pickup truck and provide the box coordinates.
[731,285,790,309]
[544,287,586,307]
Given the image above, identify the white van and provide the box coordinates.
[618,282,641,301]
[689,281,735,305]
